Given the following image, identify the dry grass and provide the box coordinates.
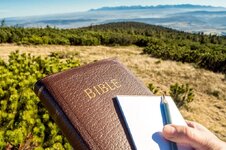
[0,44,226,141]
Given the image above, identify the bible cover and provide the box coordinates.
[34,58,152,150]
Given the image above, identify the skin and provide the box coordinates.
[162,120,226,150]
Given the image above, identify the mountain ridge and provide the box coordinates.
[2,4,226,35]
[89,4,224,11]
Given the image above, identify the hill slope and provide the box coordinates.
[1,22,225,73]
[0,44,225,141]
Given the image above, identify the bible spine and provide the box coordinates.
[34,81,89,150]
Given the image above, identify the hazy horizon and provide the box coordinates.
[1,0,226,18]
[2,4,225,19]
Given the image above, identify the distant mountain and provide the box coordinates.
[2,4,226,35]
[90,4,219,11]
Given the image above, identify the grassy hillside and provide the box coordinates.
[0,22,225,148]
[0,44,225,143]
[0,22,225,73]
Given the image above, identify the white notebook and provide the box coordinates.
[116,95,192,150]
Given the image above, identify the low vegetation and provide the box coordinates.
[148,83,194,109]
[0,51,79,149]
[0,22,225,148]
[0,22,225,73]
[169,83,194,109]
[0,45,225,148]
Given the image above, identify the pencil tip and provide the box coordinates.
[161,95,167,103]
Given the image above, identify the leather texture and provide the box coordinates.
[34,58,153,150]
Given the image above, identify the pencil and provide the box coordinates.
[161,95,178,150]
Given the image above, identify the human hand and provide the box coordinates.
[162,120,226,150]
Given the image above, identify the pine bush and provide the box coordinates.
[0,51,80,149]
[170,83,194,109]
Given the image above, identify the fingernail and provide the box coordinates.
[163,125,176,135]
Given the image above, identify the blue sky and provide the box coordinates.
[0,0,226,18]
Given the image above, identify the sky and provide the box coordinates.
[0,0,226,18]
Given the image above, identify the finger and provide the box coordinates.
[162,124,211,149]
[186,120,208,131]
[185,120,196,128]
[185,120,218,138]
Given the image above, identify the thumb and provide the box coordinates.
[162,124,214,149]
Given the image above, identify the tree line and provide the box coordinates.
[0,22,225,73]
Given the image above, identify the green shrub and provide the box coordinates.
[170,83,194,109]
[0,51,80,149]
[148,83,159,94]
[29,35,44,45]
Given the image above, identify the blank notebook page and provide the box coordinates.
[116,95,192,150]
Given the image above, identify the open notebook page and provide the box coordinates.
[116,95,192,150]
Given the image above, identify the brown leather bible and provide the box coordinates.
[34,58,152,150]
